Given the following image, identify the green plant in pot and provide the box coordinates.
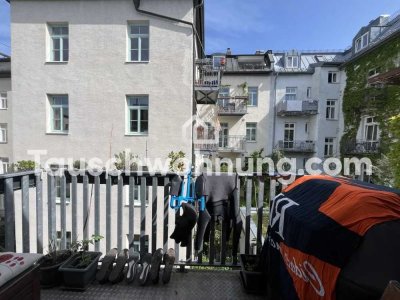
[39,238,73,288]
[59,234,103,290]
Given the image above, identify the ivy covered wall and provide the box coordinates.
[341,35,400,187]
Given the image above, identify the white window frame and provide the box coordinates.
[306,87,312,99]
[0,92,7,109]
[284,123,295,148]
[126,95,149,135]
[285,87,297,100]
[364,117,379,142]
[368,67,381,78]
[0,124,7,143]
[0,157,9,174]
[124,184,149,206]
[326,100,337,120]
[328,72,338,83]
[248,87,258,106]
[128,22,149,62]
[324,138,335,157]
[286,55,299,68]
[246,123,257,142]
[355,32,369,53]
[48,24,69,62]
[49,95,69,133]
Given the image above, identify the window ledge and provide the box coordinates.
[46,132,69,136]
[328,82,340,84]
[125,61,150,64]
[45,61,68,65]
[0,142,7,144]
[125,133,148,137]
[124,203,149,208]
[0,108,7,110]
[326,119,339,121]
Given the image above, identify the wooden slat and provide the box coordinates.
[151,177,158,253]
[94,175,100,252]
[209,216,215,265]
[221,220,227,265]
[47,174,56,243]
[117,176,123,251]
[106,176,112,252]
[21,175,30,252]
[4,177,15,252]
[245,177,252,255]
[257,177,264,254]
[60,175,67,250]
[35,173,43,253]
[71,176,78,243]
[163,177,170,252]
[232,176,240,265]
[128,176,135,248]
[83,174,89,240]
[140,177,146,256]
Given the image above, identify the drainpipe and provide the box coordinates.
[132,0,205,168]
[272,72,279,152]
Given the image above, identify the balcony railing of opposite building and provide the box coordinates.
[0,169,274,267]
[217,96,248,115]
[277,100,318,116]
[276,140,315,153]
[219,135,247,153]
[343,140,380,154]
[195,59,222,88]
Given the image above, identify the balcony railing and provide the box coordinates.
[219,135,247,153]
[277,100,318,116]
[217,96,248,115]
[194,59,222,104]
[275,140,315,153]
[0,170,273,268]
[343,140,380,154]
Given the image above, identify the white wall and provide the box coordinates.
[0,75,12,167]
[11,0,194,166]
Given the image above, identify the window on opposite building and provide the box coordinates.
[285,87,297,100]
[126,95,149,135]
[0,92,7,109]
[0,157,9,174]
[324,138,335,157]
[328,72,338,83]
[0,124,7,143]
[49,95,69,133]
[48,24,69,62]
[355,32,369,53]
[307,87,312,99]
[128,234,149,253]
[364,117,379,142]
[124,184,149,206]
[284,123,295,148]
[56,231,72,249]
[286,55,299,68]
[326,100,337,119]
[248,87,258,106]
[246,123,257,141]
[128,22,149,62]
[50,164,71,203]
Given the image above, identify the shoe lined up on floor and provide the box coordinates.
[96,247,176,285]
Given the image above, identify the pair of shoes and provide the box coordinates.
[138,253,152,286]
[125,248,140,284]
[150,248,164,284]
[96,248,128,284]
[162,248,176,284]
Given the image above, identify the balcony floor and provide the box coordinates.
[41,269,263,300]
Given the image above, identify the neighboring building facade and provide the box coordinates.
[10,0,203,167]
[0,54,11,174]
[340,13,400,184]
[272,51,344,170]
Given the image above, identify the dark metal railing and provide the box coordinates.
[343,140,380,154]
[217,96,248,115]
[276,140,315,153]
[0,170,274,268]
[219,135,247,152]
[277,100,318,116]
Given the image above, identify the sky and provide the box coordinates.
[0,0,400,56]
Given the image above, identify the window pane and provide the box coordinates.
[131,120,138,132]
[141,109,148,121]
[130,25,140,34]
[53,50,60,61]
[131,109,138,121]
[131,50,139,61]
[139,25,149,35]
[52,27,62,35]
[61,26,68,35]
[141,121,148,133]
[63,38,69,50]
[53,38,60,50]
[63,108,69,131]
[141,37,149,50]
[63,50,69,61]
[131,38,139,50]
[141,49,149,61]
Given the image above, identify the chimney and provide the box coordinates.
[226,48,232,55]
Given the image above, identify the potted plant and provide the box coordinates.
[39,239,73,288]
[239,254,264,294]
[59,235,103,290]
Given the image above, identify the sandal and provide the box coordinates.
[96,248,118,284]
[162,248,176,284]
[138,253,152,286]
[125,248,140,284]
[109,249,128,284]
[150,248,164,284]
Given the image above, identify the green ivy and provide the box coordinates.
[341,36,400,187]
